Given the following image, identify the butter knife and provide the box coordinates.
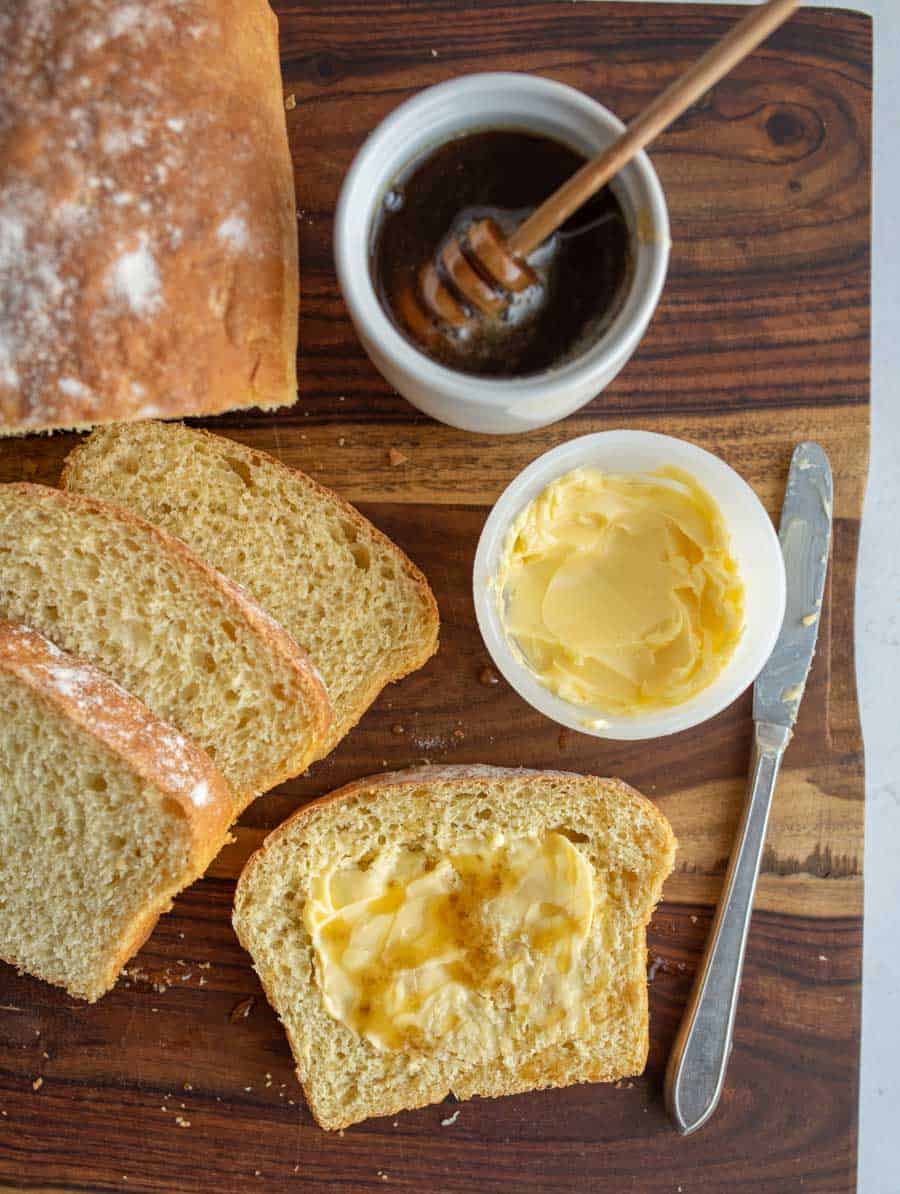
[665,441,833,1135]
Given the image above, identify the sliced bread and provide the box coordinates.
[0,484,331,807]
[62,421,439,756]
[232,764,677,1129]
[0,621,233,1001]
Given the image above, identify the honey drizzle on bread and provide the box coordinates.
[233,765,676,1129]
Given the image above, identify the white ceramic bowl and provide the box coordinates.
[473,431,786,740]
[334,73,670,434]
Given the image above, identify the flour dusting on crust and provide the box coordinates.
[1,622,227,812]
[0,0,295,433]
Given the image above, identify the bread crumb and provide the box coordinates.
[431,49,438,57]
[31,1078,43,1091]
[175,1115,191,1128]
[391,723,405,735]
[244,1086,253,1092]
[388,447,408,467]
[284,94,296,110]
[690,915,698,924]
[338,437,346,447]
[452,728,464,740]
[183,1082,193,1091]
[440,1109,460,1126]
[42,1051,49,1059]
[819,954,828,962]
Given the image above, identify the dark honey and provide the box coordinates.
[371,129,633,378]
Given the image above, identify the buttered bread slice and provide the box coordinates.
[63,421,439,756]
[0,485,331,806]
[233,765,676,1129]
[0,622,233,1001]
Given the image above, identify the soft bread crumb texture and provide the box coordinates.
[0,485,331,804]
[0,0,297,435]
[233,765,676,1130]
[63,421,439,754]
[0,623,233,1001]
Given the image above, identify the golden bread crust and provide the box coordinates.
[0,0,298,433]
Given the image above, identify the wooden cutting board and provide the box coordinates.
[0,3,871,1191]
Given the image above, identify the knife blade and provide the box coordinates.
[753,441,833,728]
[665,441,834,1135]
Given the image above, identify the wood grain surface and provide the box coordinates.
[0,3,870,1191]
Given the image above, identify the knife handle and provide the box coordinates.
[664,719,792,1135]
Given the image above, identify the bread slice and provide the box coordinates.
[0,484,331,807]
[62,421,439,755]
[233,764,676,1129]
[0,621,233,1001]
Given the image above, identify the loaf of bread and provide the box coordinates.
[0,0,297,434]
[233,765,676,1129]
[0,484,331,807]
[0,621,233,1001]
[63,421,440,756]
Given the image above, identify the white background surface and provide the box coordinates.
[602,3,899,1190]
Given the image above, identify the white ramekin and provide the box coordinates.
[473,431,786,740]
[334,73,670,435]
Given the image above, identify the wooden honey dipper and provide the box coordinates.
[402,0,799,344]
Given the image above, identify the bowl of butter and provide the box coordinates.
[474,430,786,740]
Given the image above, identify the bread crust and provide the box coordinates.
[0,484,332,802]
[0,621,235,1000]
[62,422,440,755]
[234,764,677,1129]
[0,0,298,434]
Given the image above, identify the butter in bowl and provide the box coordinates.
[474,430,786,740]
